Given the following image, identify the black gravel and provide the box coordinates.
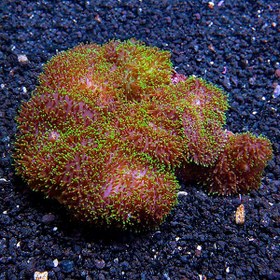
[0,0,279,279]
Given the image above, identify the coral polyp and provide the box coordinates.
[14,40,273,229]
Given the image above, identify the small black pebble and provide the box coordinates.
[60,260,74,273]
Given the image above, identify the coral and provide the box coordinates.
[14,40,273,229]
[205,133,273,195]
[173,77,229,166]
[176,132,273,195]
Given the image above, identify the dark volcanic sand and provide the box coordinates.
[0,1,279,279]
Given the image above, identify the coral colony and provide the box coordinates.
[14,40,272,229]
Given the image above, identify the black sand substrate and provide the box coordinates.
[0,1,279,279]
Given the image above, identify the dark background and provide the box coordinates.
[0,1,279,279]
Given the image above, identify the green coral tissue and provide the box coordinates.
[14,40,273,229]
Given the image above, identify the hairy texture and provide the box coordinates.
[176,132,273,195]
[175,78,229,166]
[206,133,273,195]
[14,40,273,229]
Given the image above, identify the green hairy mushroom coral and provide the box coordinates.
[14,39,273,229]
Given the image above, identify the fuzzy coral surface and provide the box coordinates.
[14,40,273,229]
